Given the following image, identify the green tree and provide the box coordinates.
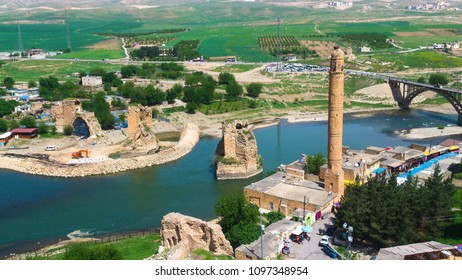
[0,88,6,96]
[0,100,18,117]
[3,77,15,89]
[93,92,115,129]
[215,194,261,248]
[429,73,449,86]
[50,125,57,134]
[121,65,138,78]
[9,120,20,130]
[0,118,7,132]
[63,125,73,136]
[246,83,263,98]
[186,102,197,114]
[417,76,427,84]
[225,81,243,102]
[28,81,37,88]
[37,123,49,134]
[304,153,326,175]
[218,72,235,85]
[335,167,456,248]
[20,116,36,128]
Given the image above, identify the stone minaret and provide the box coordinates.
[325,46,345,198]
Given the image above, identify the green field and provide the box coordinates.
[0,60,122,82]
[56,49,125,60]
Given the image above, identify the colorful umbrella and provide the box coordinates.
[302,226,313,233]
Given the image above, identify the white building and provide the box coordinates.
[82,76,103,87]
[359,46,371,53]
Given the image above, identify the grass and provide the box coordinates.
[420,96,448,105]
[344,76,382,97]
[38,133,65,139]
[198,99,264,115]
[373,51,462,70]
[191,249,233,260]
[0,60,121,82]
[29,232,161,260]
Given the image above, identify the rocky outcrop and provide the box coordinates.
[215,120,262,180]
[157,212,233,260]
[127,105,158,153]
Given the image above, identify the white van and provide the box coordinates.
[45,146,58,151]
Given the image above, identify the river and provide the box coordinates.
[0,109,460,257]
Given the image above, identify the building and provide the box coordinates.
[11,128,38,139]
[226,56,236,63]
[0,132,13,147]
[81,76,103,87]
[244,171,336,225]
[359,46,371,53]
[377,241,461,260]
[328,1,353,7]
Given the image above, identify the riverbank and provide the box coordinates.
[400,126,462,139]
[0,123,200,178]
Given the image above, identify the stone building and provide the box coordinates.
[215,120,262,180]
[156,212,233,260]
[127,104,158,152]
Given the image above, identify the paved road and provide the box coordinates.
[283,214,336,260]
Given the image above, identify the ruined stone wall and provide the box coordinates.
[127,105,158,152]
[216,120,262,180]
[159,212,233,260]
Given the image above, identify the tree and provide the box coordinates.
[246,83,263,98]
[334,167,456,248]
[28,81,37,88]
[0,100,18,117]
[120,65,138,78]
[37,123,49,134]
[225,81,243,102]
[304,153,326,175]
[50,125,57,135]
[0,118,7,132]
[417,76,426,84]
[93,92,115,129]
[186,102,197,114]
[429,73,449,86]
[9,120,20,130]
[63,125,73,136]
[218,72,235,85]
[20,116,36,128]
[214,194,261,248]
[3,77,15,89]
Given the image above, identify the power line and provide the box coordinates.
[17,15,23,52]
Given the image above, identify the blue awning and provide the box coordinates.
[372,167,385,174]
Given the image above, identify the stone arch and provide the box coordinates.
[73,117,90,138]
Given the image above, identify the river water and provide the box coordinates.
[0,109,459,257]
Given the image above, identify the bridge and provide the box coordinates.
[347,70,462,124]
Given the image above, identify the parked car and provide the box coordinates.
[45,146,57,151]
[325,226,336,237]
[319,235,330,246]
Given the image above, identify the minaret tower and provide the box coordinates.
[325,46,345,198]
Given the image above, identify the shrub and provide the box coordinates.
[63,125,73,136]
[63,243,122,260]
[37,123,49,134]
[20,116,36,128]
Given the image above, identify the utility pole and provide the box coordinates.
[17,14,23,52]
[259,211,265,260]
[276,16,281,72]
[65,10,72,51]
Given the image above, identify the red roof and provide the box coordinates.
[11,128,38,134]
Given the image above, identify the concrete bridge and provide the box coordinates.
[348,70,462,124]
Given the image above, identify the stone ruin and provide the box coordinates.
[51,99,104,138]
[215,120,262,180]
[127,104,158,152]
[154,212,233,260]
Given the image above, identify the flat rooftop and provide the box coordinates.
[245,172,336,207]
[377,241,456,260]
